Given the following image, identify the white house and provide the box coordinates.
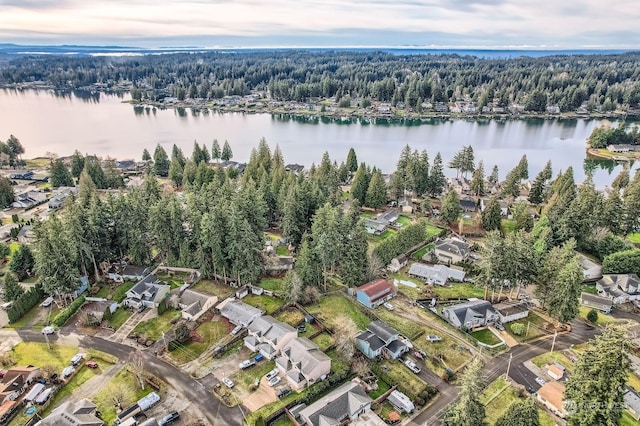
[123,275,171,309]
[178,289,217,321]
[408,263,466,285]
[244,315,297,359]
[597,274,640,304]
[493,300,529,324]
[387,255,408,273]
[442,299,498,329]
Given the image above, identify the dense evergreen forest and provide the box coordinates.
[2,51,640,112]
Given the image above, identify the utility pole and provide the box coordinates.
[550,330,558,353]
[505,352,513,379]
[526,321,530,337]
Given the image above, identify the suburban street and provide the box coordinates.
[1,329,242,426]
[411,319,600,425]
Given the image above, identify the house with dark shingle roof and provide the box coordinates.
[596,274,640,304]
[442,299,498,329]
[35,398,103,426]
[297,381,383,426]
[219,299,263,328]
[580,292,613,313]
[276,337,331,390]
[408,263,466,285]
[356,320,408,359]
[433,237,470,264]
[178,289,217,321]
[244,315,297,359]
[355,279,397,308]
[493,300,529,323]
[123,274,170,309]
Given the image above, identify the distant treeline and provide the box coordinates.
[1,51,640,112]
[588,124,640,149]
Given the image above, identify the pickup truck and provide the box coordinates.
[239,359,256,370]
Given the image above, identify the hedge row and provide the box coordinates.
[8,284,44,323]
[373,220,428,265]
[52,295,86,327]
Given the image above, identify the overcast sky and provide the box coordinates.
[1,0,639,48]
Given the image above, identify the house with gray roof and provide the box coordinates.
[36,398,103,426]
[219,299,263,328]
[580,292,613,313]
[408,263,466,285]
[442,299,498,329]
[376,210,399,226]
[297,381,383,426]
[364,218,387,236]
[493,300,529,323]
[356,320,408,359]
[178,289,218,321]
[244,315,297,359]
[579,254,603,282]
[276,337,331,390]
[433,237,471,264]
[596,274,640,304]
[48,186,78,210]
[123,275,170,309]
[625,388,640,420]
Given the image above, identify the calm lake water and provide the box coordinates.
[0,89,632,187]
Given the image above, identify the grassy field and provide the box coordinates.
[311,332,334,351]
[425,223,443,239]
[577,306,620,325]
[412,243,435,260]
[369,228,396,244]
[469,329,503,346]
[276,245,289,256]
[112,282,135,303]
[275,308,304,326]
[132,309,181,341]
[381,360,427,392]
[621,410,639,426]
[259,278,285,293]
[107,308,132,330]
[6,305,61,330]
[500,219,516,234]
[388,270,423,299]
[242,294,285,314]
[531,351,573,373]
[506,312,553,341]
[169,321,227,363]
[397,216,412,227]
[43,366,100,415]
[628,373,640,393]
[11,342,77,371]
[232,359,276,391]
[628,233,640,244]
[368,377,391,399]
[480,378,556,425]
[412,325,473,374]
[376,308,423,339]
[431,283,484,299]
[94,368,154,425]
[191,279,235,299]
[306,294,371,330]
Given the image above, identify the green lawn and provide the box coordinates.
[276,245,289,256]
[94,368,154,425]
[627,373,640,393]
[397,216,412,227]
[11,342,77,371]
[259,278,285,292]
[311,332,334,351]
[531,351,573,373]
[275,308,304,326]
[306,294,371,330]
[368,377,391,399]
[469,328,503,346]
[432,283,484,299]
[232,360,276,391]
[376,308,423,339]
[621,410,639,426]
[581,283,597,294]
[6,304,60,330]
[505,312,552,341]
[271,418,295,426]
[481,378,556,426]
[242,294,285,314]
[93,285,110,299]
[369,228,397,244]
[425,223,443,239]
[412,243,435,260]
[381,360,428,393]
[500,219,516,234]
[111,282,135,303]
[169,321,227,363]
[191,279,235,299]
[578,306,620,325]
[107,308,132,330]
[132,309,181,341]
[412,325,473,374]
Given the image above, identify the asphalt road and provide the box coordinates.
[411,320,600,425]
[11,329,243,426]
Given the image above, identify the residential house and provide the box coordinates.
[218,299,263,328]
[493,300,529,324]
[580,292,613,313]
[377,210,399,227]
[459,196,477,212]
[276,337,331,390]
[608,144,640,153]
[596,274,640,304]
[433,237,471,264]
[408,263,466,285]
[537,381,567,418]
[355,279,397,308]
[364,218,387,236]
[579,254,603,282]
[297,381,382,426]
[12,190,47,209]
[264,256,295,272]
[546,105,561,114]
[107,264,149,283]
[548,363,565,380]
[285,164,305,175]
[624,388,640,420]
[398,196,413,213]
[48,186,78,210]
[36,398,104,426]
[387,255,408,273]
[356,320,408,359]
[449,177,470,195]
[244,315,297,359]
[123,275,170,309]
[479,198,510,217]
[16,225,34,244]
[0,366,41,404]
[442,299,498,329]
[178,289,217,321]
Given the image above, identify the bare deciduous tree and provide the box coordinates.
[129,350,146,390]
[106,381,135,409]
[330,315,358,360]
[40,364,57,380]
[366,254,384,282]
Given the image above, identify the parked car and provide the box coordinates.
[297,324,307,333]
[276,385,292,399]
[527,386,536,394]
[425,335,442,343]
[231,325,243,335]
[383,302,394,311]
[85,361,98,369]
[268,376,282,387]
[70,353,85,366]
[40,297,54,308]
[222,377,234,389]
[1,302,13,310]
[413,351,424,360]
[254,354,264,362]
[159,411,180,426]
[265,368,279,381]
[535,377,546,386]
[239,359,256,370]
[42,326,55,335]
[494,322,505,331]
[404,360,421,374]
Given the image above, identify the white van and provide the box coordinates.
[1,302,13,310]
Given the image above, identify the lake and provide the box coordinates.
[0,89,632,187]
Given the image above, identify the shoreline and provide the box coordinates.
[586,148,640,162]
